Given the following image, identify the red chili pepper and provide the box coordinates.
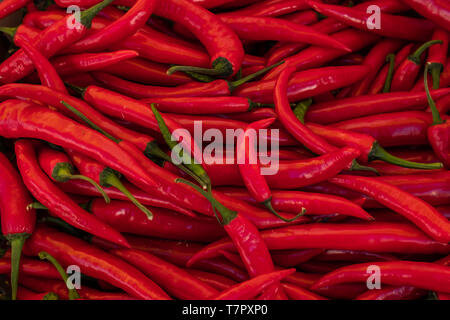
[14,140,128,247]
[315,250,397,263]
[308,1,435,41]
[413,57,450,92]
[356,286,427,300]
[188,222,449,264]
[188,269,236,291]
[331,111,433,147]
[112,248,219,299]
[0,255,59,280]
[311,261,450,293]
[37,145,110,203]
[281,282,327,300]
[0,0,113,84]
[222,0,309,17]
[218,15,350,51]
[329,175,450,243]
[400,0,450,32]
[391,40,443,92]
[306,89,450,125]
[427,29,449,89]
[0,0,29,19]
[214,269,295,300]
[0,25,41,44]
[24,225,171,300]
[16,286,58,300]
[90,199,225,242]
[0,152,36,300]
[271,249,324,267]
[15,38,68,94]
[155,0,244,77]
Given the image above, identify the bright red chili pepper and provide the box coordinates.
[0,0,113,84]
[188,269,236,291]
[222,0,309,17]
[15,38,68,94]
[0,0,29,19]
[14,140,128,247]
[391,40,443,92]
[24,225,170,299]
[400,0,450,32]
[329,174,450,243]
[0,255,59,280]
[0,152,36,300]
[155,0,244,77]
[112,248,219,299]
[90,199,225,242]
[311,261,450,293]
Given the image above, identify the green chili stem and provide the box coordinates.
[80,0,114,29]
[38,251,81,300]
[0,27,17,39]
[424,63,445,126]
[262,198,306,222]
[383,53,396,93]
[42,292,59,300]
[429,63,443,90]
[408,40,443,65]
[27,202,48,210]
[167,58,233,77]
[8,235,27,300]
[293,99,313,124]
[350,160,380,175]
[229,61,285,90]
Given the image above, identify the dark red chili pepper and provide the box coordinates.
[307,89,450,125]
[391,40,443,92]
[308,1,435,41]
[14,140,128,248]
[329,174,450,243]
[188,269,236,291]
[282,9,321,25]
[218,15,350,51]
[271,249,324,267]
[37,145,110,203]
[0,152,36,300]
[24,225,170,300]
[0,0,113,84]
[400,0,450,32]
[424,63,450,168]
[112,248,218,299]
[16,286,58,300]
[90,199,225,242]
[368,43,414,95]
[214,269,295,300]
[356,285,427,300]
[187,222,449,264]
[155,0,244,77]
[0,0,29,19]
[222,0,309,17]
[54,0,133,6]
[312,261,450,293]
[15,38,68,94]
[281,282,327,300]
[315,250,397,263]
[332,111,433,147]
[66,0,156,54]
[427,29,449,89]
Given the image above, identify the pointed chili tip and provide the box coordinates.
[262,199,306,222]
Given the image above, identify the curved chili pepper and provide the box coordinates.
[0,0,113,84]
[15,38,68,94]
[37,145,110,203]
[281,282,327,300]
[391,40,443,92]
[66,0,155,54]
[400,0,450,32]
[312,261,450,293]
[356,286,426,300]
[214,269,295,300]
[157,0,244,77]
[332,111,433,147]
[218,15,350,51]
[315,250,397,263]
[90,199,225,242]
[306,89,450,125]
[24,225,171,300]
[222,0,309,17]
[282,9,322,25]
[329,175,450,243]
[0,255,59,280]
[271,249,323,268]
[0,152,36,300]
[0,24,41,45]
[308,1,435,41]
[188,222,449,264]
[188,269,236,291]
[66,149,152,219]
[0,0,28,19]
[427,29,449,89]
[16,286,58,301]
[14,140,128,248]
[112,248,218,299]
[424,63,450,168]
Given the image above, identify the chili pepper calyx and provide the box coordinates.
[64,82,86,97]
[80,0,114,29]
[42,292,59,300]
[350,160,379,175]
[262,197,306,222]
[408,40,443,65]
[0,27,17,39]
[52,162,75,182]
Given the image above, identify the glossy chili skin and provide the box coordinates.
[218,188,372,220]
[0,84,155,152]
[400,0,450,32]
[155,0,244,77]
[281,282,327,300]
[428,121,450,168]
[67,0,155,53]
[188,269,236,291]
[308,1,435,41]
[14,140,129,248]
[330,175,450,243]
[90,199,225,242]
[223,0,309,17]
[16,38,67,94]
[306,89,450,125]
[236,65,369,104]
[219,15,349,51]
[24,226,170,300]
[187,222,449,264]
[312,261,450,293]
[112,249,218,300]
[0,0,29,19]
[0,256,59,279]
[0,0,112,84]
[332,111,433,147]
[214,269,295,300]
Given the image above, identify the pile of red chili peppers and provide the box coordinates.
[0,0,449,301]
